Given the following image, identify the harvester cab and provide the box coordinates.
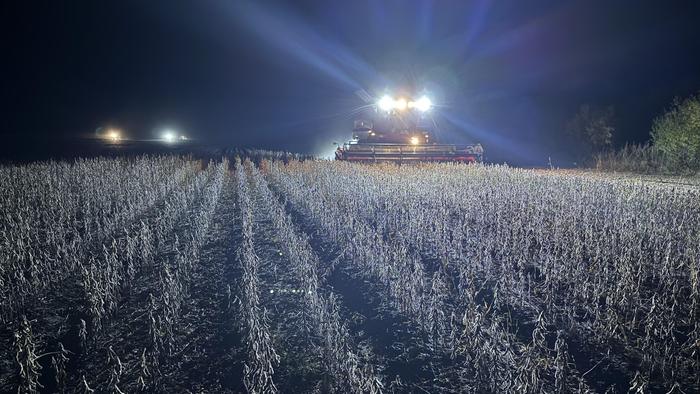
[335,94,483,163]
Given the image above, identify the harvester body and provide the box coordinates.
[335,95,483,163]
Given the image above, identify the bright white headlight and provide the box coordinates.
[377,95,394,112]
[414,96,432,112]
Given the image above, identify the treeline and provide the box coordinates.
[570,93,700,174]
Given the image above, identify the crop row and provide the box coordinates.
[268,160,699,392]
[4,158,228,392]
[236,159,280,393]
[0,156,199,323]
[247,160,383,393]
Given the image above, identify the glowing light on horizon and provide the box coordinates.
[106,129,121,142]
[162,131,176,143]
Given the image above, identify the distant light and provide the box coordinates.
[377,95,394,112]
[413,96,432,112]
[106,129,121,142]
[395,98,407,111]
[179,135,188,141]
[410,136,420,145]
[162,131,176,143]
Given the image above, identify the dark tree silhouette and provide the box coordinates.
[566,104,615,161]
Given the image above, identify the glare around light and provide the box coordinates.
[377,95,394,111]
[410,136,420,145]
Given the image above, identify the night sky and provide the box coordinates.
[2,1,699,163]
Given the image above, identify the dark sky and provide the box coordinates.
[2,0,699,162]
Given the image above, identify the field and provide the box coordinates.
[1,155,698,393]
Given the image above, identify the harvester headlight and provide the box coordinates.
[377,95,394,112]
[378,94,431,112]
[106,129,121,141]
[410,136,420,145]
[162,131,176,143]
[395,98,407,111]
[413,96,432,112]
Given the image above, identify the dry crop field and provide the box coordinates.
[1,155,698,393]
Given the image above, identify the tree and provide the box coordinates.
[566,104,615,160]
[651,93,700,173]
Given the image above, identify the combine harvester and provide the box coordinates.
[335,93,483,163]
